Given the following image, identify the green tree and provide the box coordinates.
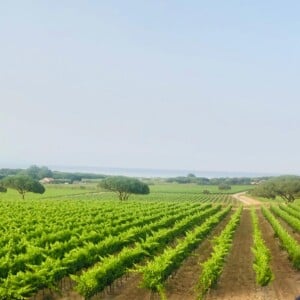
[252,175,300,203]
[2,175,45,199]
[98,176,150,200]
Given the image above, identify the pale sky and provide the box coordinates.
[1,1,300,174]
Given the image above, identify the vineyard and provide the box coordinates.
[0,186,300,299]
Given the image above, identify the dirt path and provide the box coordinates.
[205,208,263,300]
[232,192,262,206]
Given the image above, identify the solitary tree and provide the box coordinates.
[2,175,45,199]
[98,176,150,200]
[252,175,300,203]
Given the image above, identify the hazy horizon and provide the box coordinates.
[2,2,300,174]
[0,163,283,179]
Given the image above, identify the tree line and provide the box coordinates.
[0,166,106,183]
[251,175,300,203]
[165,173,270,185]
[1,166,300,203]
[0,166,150,200]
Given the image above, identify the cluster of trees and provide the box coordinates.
[52,171,106,183]
[0,166,53,180]
[252,175,300,203]
[0,166,107,184]
[98,176,150,200]
[0,165,150,201]
[0,165,86,199]
[166,174,210,185]
[0,166,150,201]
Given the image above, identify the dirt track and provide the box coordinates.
[232,192,262,206]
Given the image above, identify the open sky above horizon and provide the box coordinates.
[1,1,300,175]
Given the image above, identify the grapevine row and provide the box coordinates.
[261,206,300,269]
[138,206,232,299]
[278,204,300,221]
[198,206,243,299]
[250,208,273,286]
[71,206,227,299]
[0,204,210,280]
[270,205,300,233]
[0,205,222,299]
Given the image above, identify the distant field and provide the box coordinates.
[149,183,253,194]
